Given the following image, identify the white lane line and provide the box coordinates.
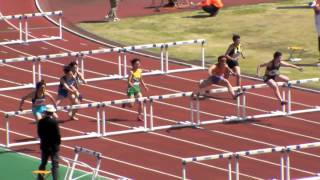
[0,50,8,54]
[40,46,48,50]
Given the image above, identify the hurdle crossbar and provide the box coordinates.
[181,142,320,180]
[0,11,63,45]
[3,78,319,148]
[0,39,205,87]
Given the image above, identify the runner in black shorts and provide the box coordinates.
[225,34,246,86]
[257,51,303,105]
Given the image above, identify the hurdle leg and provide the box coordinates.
[161,47,164,72]
[182,161,187,180]
[80,55,85,78]
[287,86,292,115]
[150,99,154,131]
[236,94,240,119]
[201,41,205,69]
[32,62,36,85]
[196,97,200,126]
[143,100,148,131]
[96,108,101,136]
[19,19,23,42]
[282,90,286,113]
[285,153,290,180]
[228,158,232,180]
[59,15,63,39]
[123,52,127,77]
[235,156,240,180]
[118,52,122,76]
[102,109,106,136]
[190,100,194,124]
[165,46,169,73]
[37,61,42,82]
[24,17,29,43]
[5,118,10,148]
[280,155,285,180]
[69,152,80,180]
[242,90,246,119]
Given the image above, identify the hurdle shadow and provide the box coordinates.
[80,20,109,24]
[276,6,310,9]
[166,125,198,133]
[222,118,260,125]
[89,118,128,123]
[15,137,38,142]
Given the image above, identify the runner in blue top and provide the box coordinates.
[56,66,81,120]
[19,80,57,122]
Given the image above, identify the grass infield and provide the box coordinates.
[79,0,320,89]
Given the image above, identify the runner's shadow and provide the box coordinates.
[80,20,108,24]
[183,14,212,18]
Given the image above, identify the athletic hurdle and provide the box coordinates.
[61,146,102,180]
[0,11,63,45]
[181,142,320,180]
[0,39,205,88]
[147,78,320,131]
[2,96,150,148]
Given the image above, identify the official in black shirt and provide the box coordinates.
[37,105,61,180]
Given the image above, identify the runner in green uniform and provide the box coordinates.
[123,58,148,121]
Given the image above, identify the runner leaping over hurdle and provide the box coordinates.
[19,80,57,123]
[122,58,149,121]
[194,55,242,99]
[56,66,81,120]
[257,51,303,105]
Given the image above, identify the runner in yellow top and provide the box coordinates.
[122,58,148,121]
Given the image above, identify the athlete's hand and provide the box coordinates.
[299,67,303,72]
[144,86,149,92]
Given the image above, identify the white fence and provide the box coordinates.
[181,142,320,180]
[1,78,319,148]
[0,11,63,45]
[0,39,206,88]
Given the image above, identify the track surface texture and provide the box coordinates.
[1,0,320,179]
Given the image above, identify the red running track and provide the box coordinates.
[0,0,320,179]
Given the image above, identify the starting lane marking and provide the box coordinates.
[0,51,8,54]
[40,47,48,50]
[80,42,87,46]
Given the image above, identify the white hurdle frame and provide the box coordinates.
[0,39,206,88]
[2,78,319,148]
[0,11,63,45]
[181,142,320,180]
[63,146,102,180]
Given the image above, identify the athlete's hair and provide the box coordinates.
[273,51,282,59]
[131,58,141,66]
[36,80,46,90]
[63,65,72,74]
[69,61,78,67]
[232,34,240,41]
[217,55,227,63]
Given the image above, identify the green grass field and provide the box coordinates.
[79,0,320,88]
[0,147,108,180]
